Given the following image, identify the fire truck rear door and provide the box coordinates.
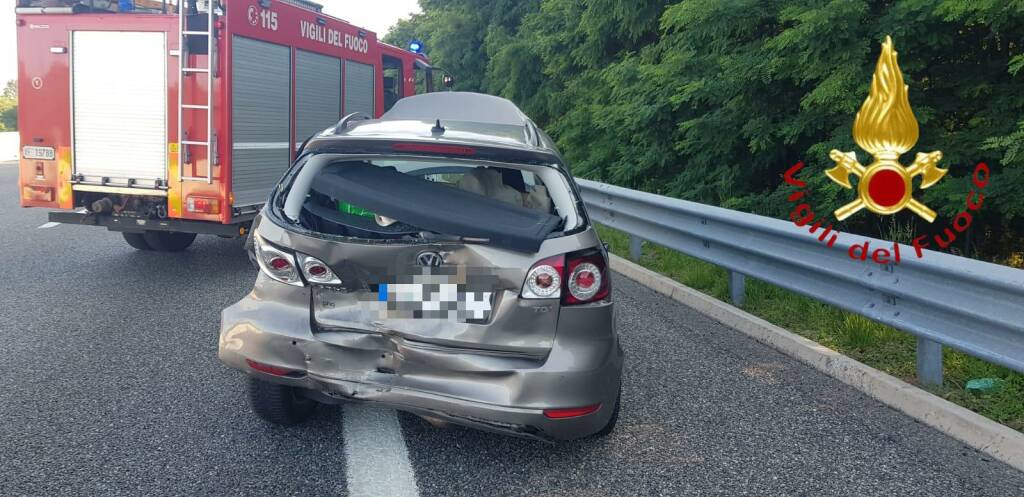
[71,31,168,187]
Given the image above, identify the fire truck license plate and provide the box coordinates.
[22,146,56,160]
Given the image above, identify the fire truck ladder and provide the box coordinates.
[178,1,217,184]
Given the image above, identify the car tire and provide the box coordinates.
[143,231,197,252]
[593,389,621,437]
[248,377,316,426]
[122,232,153,250]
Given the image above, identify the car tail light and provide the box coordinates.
[186,196,220,214]
[521,255,564,299]
[298,253,342,285]
[543,404,601,419]
[563,250,610,305]
[245,359,305,378]
[253,233,303,286]
[391,142,476,156]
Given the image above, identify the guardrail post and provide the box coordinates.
[629,235,643,261]
[917,337,943,386]
[729,271,745,306]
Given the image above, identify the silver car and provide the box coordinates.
[219,92,623,441]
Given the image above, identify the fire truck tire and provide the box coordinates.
[248,377,316,426]
[122,232,153,251]
[143,231,197,252]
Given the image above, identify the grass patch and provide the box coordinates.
[597,224,1024,432]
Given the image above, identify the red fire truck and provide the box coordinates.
[15,0,435,250]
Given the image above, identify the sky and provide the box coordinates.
[0,0,421,87]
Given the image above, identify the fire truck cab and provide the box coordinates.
[15,0,436,251]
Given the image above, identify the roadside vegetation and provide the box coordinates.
[387,0,1024,263]
[597,224,1024,432]
[388,0,1024,432]
[0,80,17,132]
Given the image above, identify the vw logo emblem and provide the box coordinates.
[416,251,444,267]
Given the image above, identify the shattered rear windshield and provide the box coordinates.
[282,158,578,253]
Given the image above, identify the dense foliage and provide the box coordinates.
[386,0,1024,261]
[0,80,17,132]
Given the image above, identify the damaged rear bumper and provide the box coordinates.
[218,280,622,441]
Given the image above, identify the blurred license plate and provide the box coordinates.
[23,146,56,160]
[378,282,493,321]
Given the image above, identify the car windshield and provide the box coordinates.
[279,155,582,253]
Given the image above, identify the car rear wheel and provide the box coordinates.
[248,377,316,426]
[142,231,197,252]
[122,232,152,250]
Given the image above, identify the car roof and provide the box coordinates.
[320,92,559,155]
[382,92,531,126]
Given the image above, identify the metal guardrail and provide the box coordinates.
[577,179,1024,385]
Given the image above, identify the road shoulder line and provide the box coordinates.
[610,253,1024,473]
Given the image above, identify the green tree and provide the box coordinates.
[0,79,17,131]
[399,0,1024,261]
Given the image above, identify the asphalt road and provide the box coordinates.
[2,161,1022,496]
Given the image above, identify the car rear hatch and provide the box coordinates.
[265,151,594,356]
[279,232,562,357]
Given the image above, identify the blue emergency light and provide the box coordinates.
[409,40,424,54]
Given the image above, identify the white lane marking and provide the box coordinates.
[37,222,61,229]
[342,403,420,497]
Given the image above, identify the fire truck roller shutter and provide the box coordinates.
[344,60,374,117]
[295,50,342,144]
[72,31,167,186]
[231,36,291,207]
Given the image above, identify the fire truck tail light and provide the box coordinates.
[23,186,54,202]
[186,196,220,214]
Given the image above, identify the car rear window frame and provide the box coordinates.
[267,152,589,247]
